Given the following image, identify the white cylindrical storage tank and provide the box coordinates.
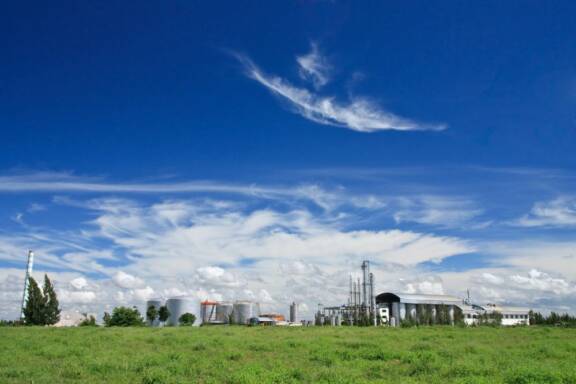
[232,301,256,325]
[216,302,234,323]
[146,299,163,327]
[166,297,197,326]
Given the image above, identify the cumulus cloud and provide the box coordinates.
[235,53,445,133]
[87,200,473,271]
[112,271,145,289]
[513,197,576,227]
[132,286,155,301]
[402,276,445,295]
[195,266,244,288]
[474,269,576,304]
[296,42,331,89]
[69,277,88,290]
[58,290,97,304]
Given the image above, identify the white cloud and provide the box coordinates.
[195,266,244,288]
[132,286,155,301]
[235,53,445,133]
[296,42,331,89]
[112,271,145,289]
[69,277,88,290]
[403,276,445,295]
[514,197,576,227]
[392,195,484,227]
[0,172,281,195]
[58,290,97,304]
[486,241,576,280]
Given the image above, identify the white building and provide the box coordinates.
[463,303,530,326]
[376,292,530,327]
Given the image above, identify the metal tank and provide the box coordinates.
[146,299,163,327]
[216,302,234,323]
[232,301,258,325]
[289,302,298,323]
[166,297,197,326]
[200,301,218,324]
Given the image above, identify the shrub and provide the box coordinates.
[104,306,145,327]
[79,315,97,326]
[178,313,196,326]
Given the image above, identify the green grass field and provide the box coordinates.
[1,326,575,383]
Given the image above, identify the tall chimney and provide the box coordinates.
[20,250,34,320]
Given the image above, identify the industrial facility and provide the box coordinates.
[315,260,531,327]
[146,297,300,327]
[17,249,529,328]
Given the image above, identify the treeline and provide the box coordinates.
[529,310,576,327]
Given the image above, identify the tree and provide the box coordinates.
[179,313,196,326]
[22,277,46,325]
[146,305,158,326]
[158,305,170,326]
[42,274,61,325]
[79,314,97,326]
[105,306,144,327]
[103,312,111,326]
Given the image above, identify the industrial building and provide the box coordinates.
[460,303,530,326]
[375,292,463,326]
[316,261,531,327]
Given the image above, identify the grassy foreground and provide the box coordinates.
[1,326,575,383]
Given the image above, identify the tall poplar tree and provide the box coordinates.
[22,277,46,325]
[43,274,61,325]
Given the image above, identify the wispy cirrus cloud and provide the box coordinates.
[512,196,576,227]
[234,52,445,133]
[296,42,331,89]
[392,195,486,228]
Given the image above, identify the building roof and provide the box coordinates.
[481,304,530,313]
[376,292,463,305]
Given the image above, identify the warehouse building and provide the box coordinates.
[376,292,463,326]
[375,292,530,326]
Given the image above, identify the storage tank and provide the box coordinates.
[289,302,298,323]
[232,301,259,325]
[166,297,197,326]
[146,299,163,327]
[200,301,218,324]
[216,302,234,323]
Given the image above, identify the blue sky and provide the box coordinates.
[1,1,576,319]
